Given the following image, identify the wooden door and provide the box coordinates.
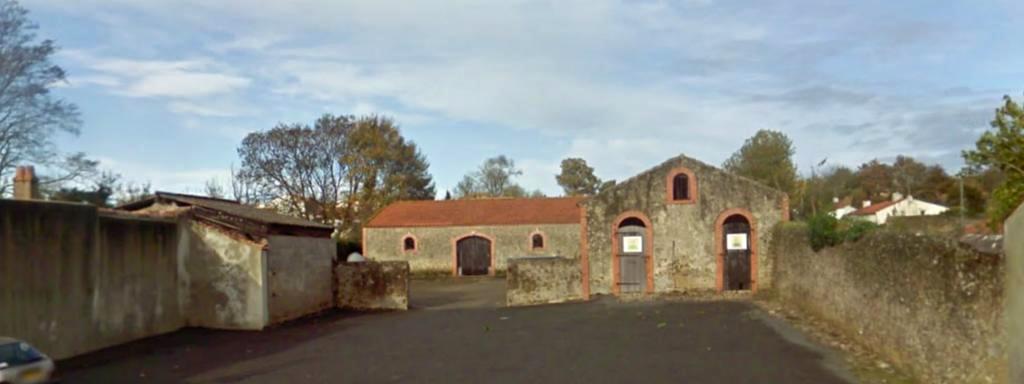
[457,236,491,276]
[723,216,751,290]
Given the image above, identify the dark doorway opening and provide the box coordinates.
[456,236,491,276]
[722,214,752,290]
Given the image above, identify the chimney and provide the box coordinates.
[892,192,904,202]
[13,166,40,200]
[862,200,871,208]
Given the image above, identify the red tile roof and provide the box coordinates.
[849,199,901,216]
[366,197,584,228]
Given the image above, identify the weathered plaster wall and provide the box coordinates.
[0,200,182,359]
[585,155,787,295]
[365,223,580,274]
[1006,205,1024,383]
[266,235,335,323]
[506,257,583,306]
[185,222,268,330]
[770,223,1006,384]
[335,261,409,310]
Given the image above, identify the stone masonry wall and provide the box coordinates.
[0,200,183,360]
[769,223,1006,384]
[585,155,787,295]
[1006,205,1024,383]
[506,257,584,306]
[335,261,410,310]
[365,223,580,274]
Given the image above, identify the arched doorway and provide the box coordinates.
[612,212,653,294]
[456,235,492,276]
[714,209,758,292]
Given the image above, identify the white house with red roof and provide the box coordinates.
[847,193,949,224]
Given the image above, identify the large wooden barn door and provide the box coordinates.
[457,236,491,276]
[722,215,752,290]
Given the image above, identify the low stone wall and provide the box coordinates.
[506,257,583,306]
[0,200,182,360]
[1006,206,1024,383]
[335,261,409,310]
[769,223,1006,384]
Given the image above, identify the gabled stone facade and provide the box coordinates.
[582,155,788,296]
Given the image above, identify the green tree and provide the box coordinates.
[0,1,85,195]
[454,155,525,198]
[963,94,1024,227]
[237,114,434,241]
[556,157,601,196]
[723,130,798,196]
[855,159,894,202]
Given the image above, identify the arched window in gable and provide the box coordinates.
[666,167,697,204]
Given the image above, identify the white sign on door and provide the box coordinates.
[622,236,643,253]
[726,233,748,250]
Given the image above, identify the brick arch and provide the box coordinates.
[451,231,496,276]
[611,211,654,294]
[665,167,698,204]
[714,208,758,293]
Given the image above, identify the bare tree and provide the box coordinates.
[0,1,81,195]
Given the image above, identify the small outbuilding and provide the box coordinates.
[121,192,336,329]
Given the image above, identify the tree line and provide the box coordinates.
[3,0,1022,236]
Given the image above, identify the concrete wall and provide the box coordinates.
[584,155,787,295]
[365,223,580,274]
[266,235,335,323]
[184,222,268,330]
[770,223,1006,384]
[335,261,409,310]
[506,257,584,306]
[1006,205,1024,383]
[0,200,182,359]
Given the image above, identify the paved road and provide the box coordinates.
[58,278,855,383]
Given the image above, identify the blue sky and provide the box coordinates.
[24,0,1024,196]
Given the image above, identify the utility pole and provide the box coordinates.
[959,172,965,230]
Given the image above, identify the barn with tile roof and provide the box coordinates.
[363,197,584,275]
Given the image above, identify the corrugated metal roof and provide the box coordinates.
[366,197,583,228]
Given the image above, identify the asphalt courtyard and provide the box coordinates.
[57,277,856,383]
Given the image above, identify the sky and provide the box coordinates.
[23,0,1024,197]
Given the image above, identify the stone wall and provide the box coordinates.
[769,223,1006,384]
[506,257,584,306]
[0,200,182,360]
[584,155,787,295]
[266,235,335,324]
[364,223,580,274]
[1006,205,1024,383]
[335,261,409,310]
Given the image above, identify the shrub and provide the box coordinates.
[807,213,841,251]
[840,219,878,242]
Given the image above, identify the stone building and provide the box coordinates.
[363,197,583,275]
[121,192,336,329]
[581,155,788,296]
[364,154,787,296]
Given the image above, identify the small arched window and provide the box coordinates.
[666,167,697,204]
[673,174,689,200]
[402,236,416,252]
[531,233,545,250]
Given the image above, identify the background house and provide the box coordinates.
[846,193,949,224]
